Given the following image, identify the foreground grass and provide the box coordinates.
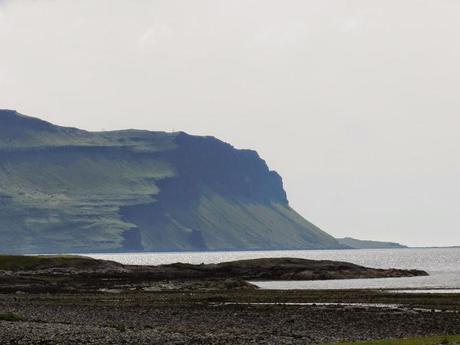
[0,255,94,271]
[0,312,23,322]
[325,335,460,345]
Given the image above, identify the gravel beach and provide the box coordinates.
[1,292,460,345]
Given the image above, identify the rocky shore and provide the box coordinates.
[1,291,460,345]
[0,255,427,293]
[0,255,447,344]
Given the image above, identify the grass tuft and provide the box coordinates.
[323,335,460,345]
[0,255,97,271]
[0,312,24,322]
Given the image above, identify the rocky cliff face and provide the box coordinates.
[0,110,341,253]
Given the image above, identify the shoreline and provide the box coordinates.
[0,256,427,294]
[1,255,455,344]
[1,290,460,344]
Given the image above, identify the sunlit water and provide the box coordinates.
[87,248,460,290]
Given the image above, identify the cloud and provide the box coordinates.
[138,24,172,53]
[341,18,361,32]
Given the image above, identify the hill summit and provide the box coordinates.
[0,110,340,253]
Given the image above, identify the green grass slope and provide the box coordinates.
[0,110,340,253]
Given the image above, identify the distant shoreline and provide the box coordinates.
[17,245,460,257]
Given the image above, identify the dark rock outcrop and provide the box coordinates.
[151,257,428,281]
[0,256,428,293]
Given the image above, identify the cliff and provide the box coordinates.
[0,110,341,253]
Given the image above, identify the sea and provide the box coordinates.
[87,247,460,292]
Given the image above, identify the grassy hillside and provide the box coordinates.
[0,110,340,253]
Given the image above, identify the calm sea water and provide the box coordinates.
[87,248,460,290]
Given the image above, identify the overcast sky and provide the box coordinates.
[1,0,459,246]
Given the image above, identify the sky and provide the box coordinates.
[1,0,459,246]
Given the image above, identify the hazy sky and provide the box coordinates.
[1,0,459,246]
